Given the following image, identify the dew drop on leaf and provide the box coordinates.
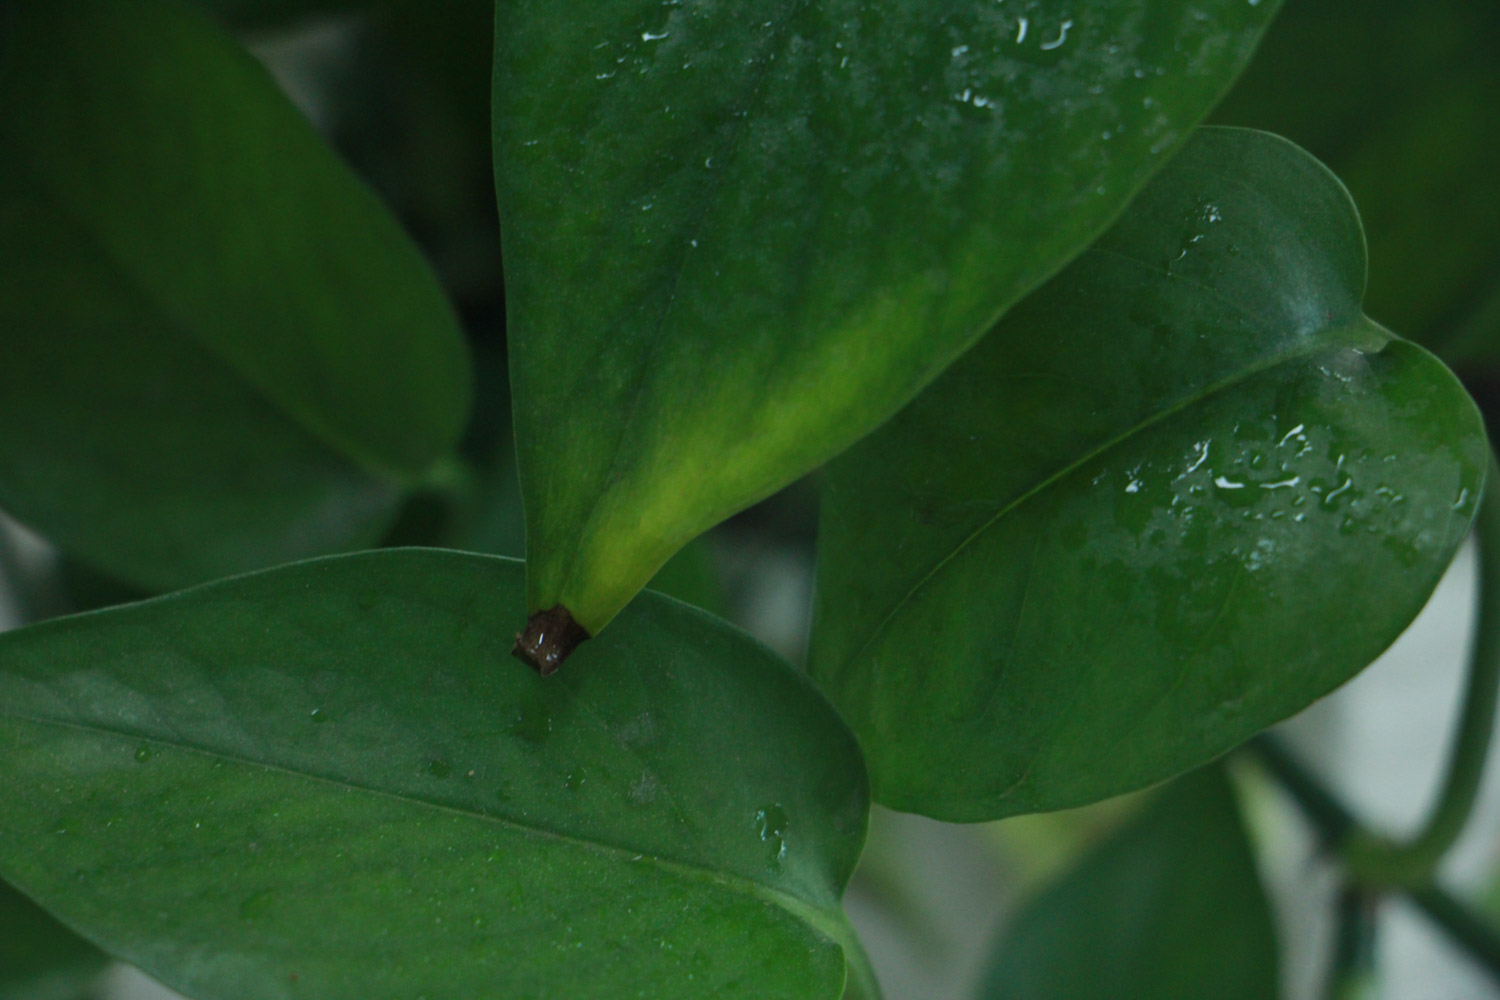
[754,804,789,865]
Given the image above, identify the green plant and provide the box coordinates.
[1,1,1497,998]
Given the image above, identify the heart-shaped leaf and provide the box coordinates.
[495,0,1282,639]
[977,766,1278,1000]
[0,879,107,1000]
[0,551,874,1000]
[809,127,1487,820]
[0,0,471,592]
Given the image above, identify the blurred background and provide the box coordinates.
[2,0,1498,997]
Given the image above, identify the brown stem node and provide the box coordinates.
[511,605,590,676]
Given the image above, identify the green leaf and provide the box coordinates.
[977,766,1278,1000]
[414,345,728,616]
[809,127,1487,820]
[0,879,107,1000]
[0,0,471,592]
[496,0,1282,635]
[0,551,872,1000]
[1212,0,1500,351]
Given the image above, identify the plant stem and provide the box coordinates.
[1325,886,1378,1000]
[1348,453,1500,886]
[1247,737,1500,985]
[1248,735,1358,849]
[1408,884,1500,985]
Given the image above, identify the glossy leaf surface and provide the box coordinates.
[0,0,470,592]
[496,0,1281,634]
[978,767,1278,1000]
[0,880,106,1000]
[0,551,873,1000]
[810,127,1487,819]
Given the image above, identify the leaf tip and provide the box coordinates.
[511,606,590,676]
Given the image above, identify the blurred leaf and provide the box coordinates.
[497,0,1282,635]
[332,0,503,309]
[977,767,1278,1000]
[0,879,106,1000]
[197,0,374,30]
[0,0,471,592]
[809,127,1486,819]
[647,540,728,619]
[984,795,1145,895]
[0,551,874,1000]
[1213,0,1500,352]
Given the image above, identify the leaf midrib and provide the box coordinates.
[553,0,816,608]
[1,709,851,947]
[831,292,1381,683]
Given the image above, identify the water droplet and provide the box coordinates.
[507,702,554,747]
[1039,19,1073,51]
[1185,440,1211,473]
[564,770,585,791]
[309,708,327,724]
[1015,17,1029,43]
[134,744,153,763]
[629,772,660,805]
[641,30,669,41]
[1321,477,1354,510]
[755,804,789,865]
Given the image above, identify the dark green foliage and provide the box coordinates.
[0,1,1490,997]
[810,128,1485,819]
[0,552,871,1000]
[0,0,471,592]
[497,0,1281,634]
[0,881,106,1000]
[978,767,1278,1000]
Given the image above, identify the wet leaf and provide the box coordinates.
[977,766,1278,1000]
[0,551,873,1000]
[496,0,1281,635]
[809,127,1487,819]
[0,0,470,592]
